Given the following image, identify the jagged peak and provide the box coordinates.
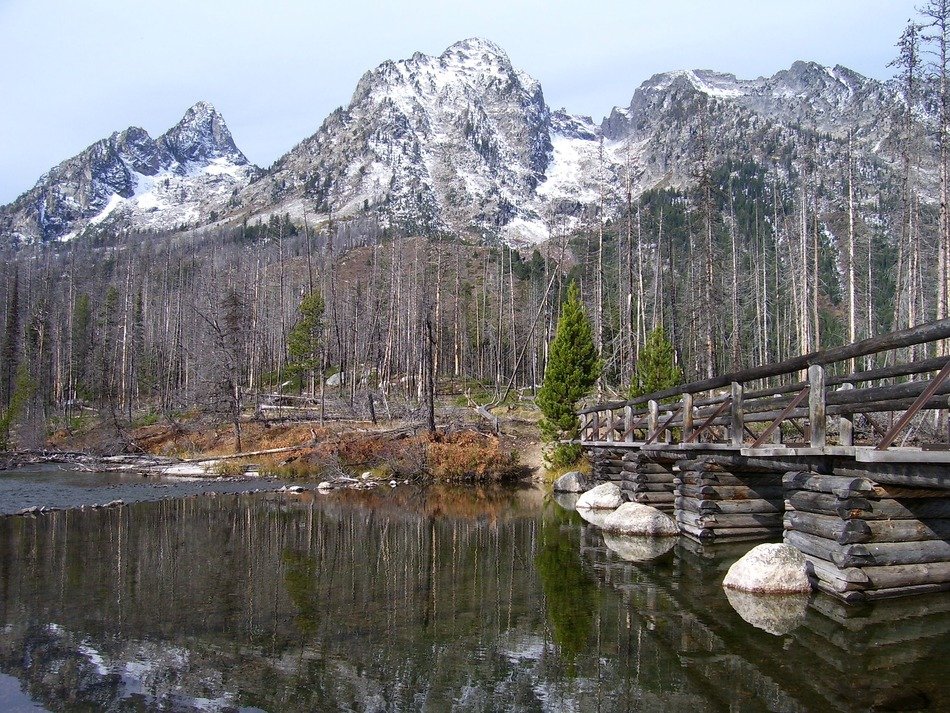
[440,37,509,62]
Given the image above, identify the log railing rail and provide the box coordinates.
[578,319,950,456]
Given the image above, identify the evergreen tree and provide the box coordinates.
[537,282,600,467]
[287,291,325,394]
[630,326,682,398]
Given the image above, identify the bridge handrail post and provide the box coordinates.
[591,411,600,443]
[838,382,854,446]
[730,382,744,447]
[809,364,827,448]
[648,400,659,441]
[624,405,635,444]
[682,393,694,443]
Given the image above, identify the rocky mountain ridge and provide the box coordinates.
[0,40,910,246]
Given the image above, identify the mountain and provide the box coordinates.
[0,101,257,243]
[0,40,916,247]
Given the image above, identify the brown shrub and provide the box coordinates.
[425,431,529,483]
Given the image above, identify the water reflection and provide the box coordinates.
[0,486,946,711]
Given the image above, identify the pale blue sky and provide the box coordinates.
[0,0,919,204]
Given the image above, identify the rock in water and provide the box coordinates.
[602,502,678,536]
[722,543,811,593]
[723,588,809,636]
[603,533,676,561]
[552,471,590,493]
[575,482,622,510]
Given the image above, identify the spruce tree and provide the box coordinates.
[537,282,600,467]
[287,291,325,394]
[630,326,682,398]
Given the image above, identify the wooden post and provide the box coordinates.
[624,405,635,444]
[591,411,600,443]
[607,409,615,443]
[838,383,854,446]
[648,400,659,441]
[682,393,694,443]
[730,382,744,447]
[809,364,827,448]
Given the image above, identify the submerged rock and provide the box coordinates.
[552,471,591,493]
[575,482,622,510]
[723,588,809,636]
[602,502,678,537]
[603,532,676,561]
[723,543,811,594]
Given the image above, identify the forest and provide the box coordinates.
[0,8,948,451]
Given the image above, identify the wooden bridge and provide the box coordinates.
[576,319,950,602]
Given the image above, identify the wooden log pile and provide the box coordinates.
[783,470,950,602]
[590,447,626,484]
[619,452,676,512]
[674,457,785,543]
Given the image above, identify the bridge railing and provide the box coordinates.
[578,319,950,454]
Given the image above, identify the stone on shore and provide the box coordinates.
[722,543,811,594]
[602,502,678,537]
[575,482,622,510]
[552,471,590,493]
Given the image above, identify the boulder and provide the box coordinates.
[602,502,679,537]
[575,482,622,510]
[552,470,590,493]
[603,533,676,561]
[722,543,811,594]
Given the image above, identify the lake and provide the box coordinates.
[0,476,947,711]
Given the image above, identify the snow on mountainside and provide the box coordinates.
[0,101,257,243]
[0,39,911,247]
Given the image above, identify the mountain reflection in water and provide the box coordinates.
[0,484,947,712]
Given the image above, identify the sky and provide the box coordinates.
[0,0,921,204]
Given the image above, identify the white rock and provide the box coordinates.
[552,471,590,493]
[603,533,676,561]
[722,543,811,594]
[316,481,332,490]
[575,482,622,510]
[389,480,397,487]
[602,502,679,537]
[723,588,809,636]
[362,472,372,479]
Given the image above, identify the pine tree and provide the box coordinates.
[537,282,600,466]
[630,326,682,398]
[287,291,325,394]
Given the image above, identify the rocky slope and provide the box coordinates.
[0,101,257,243]
[0,41,914,246]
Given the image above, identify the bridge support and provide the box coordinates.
[674,456,785,543]
[783,471,950,602]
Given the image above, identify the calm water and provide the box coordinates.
[0,480,947,712]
